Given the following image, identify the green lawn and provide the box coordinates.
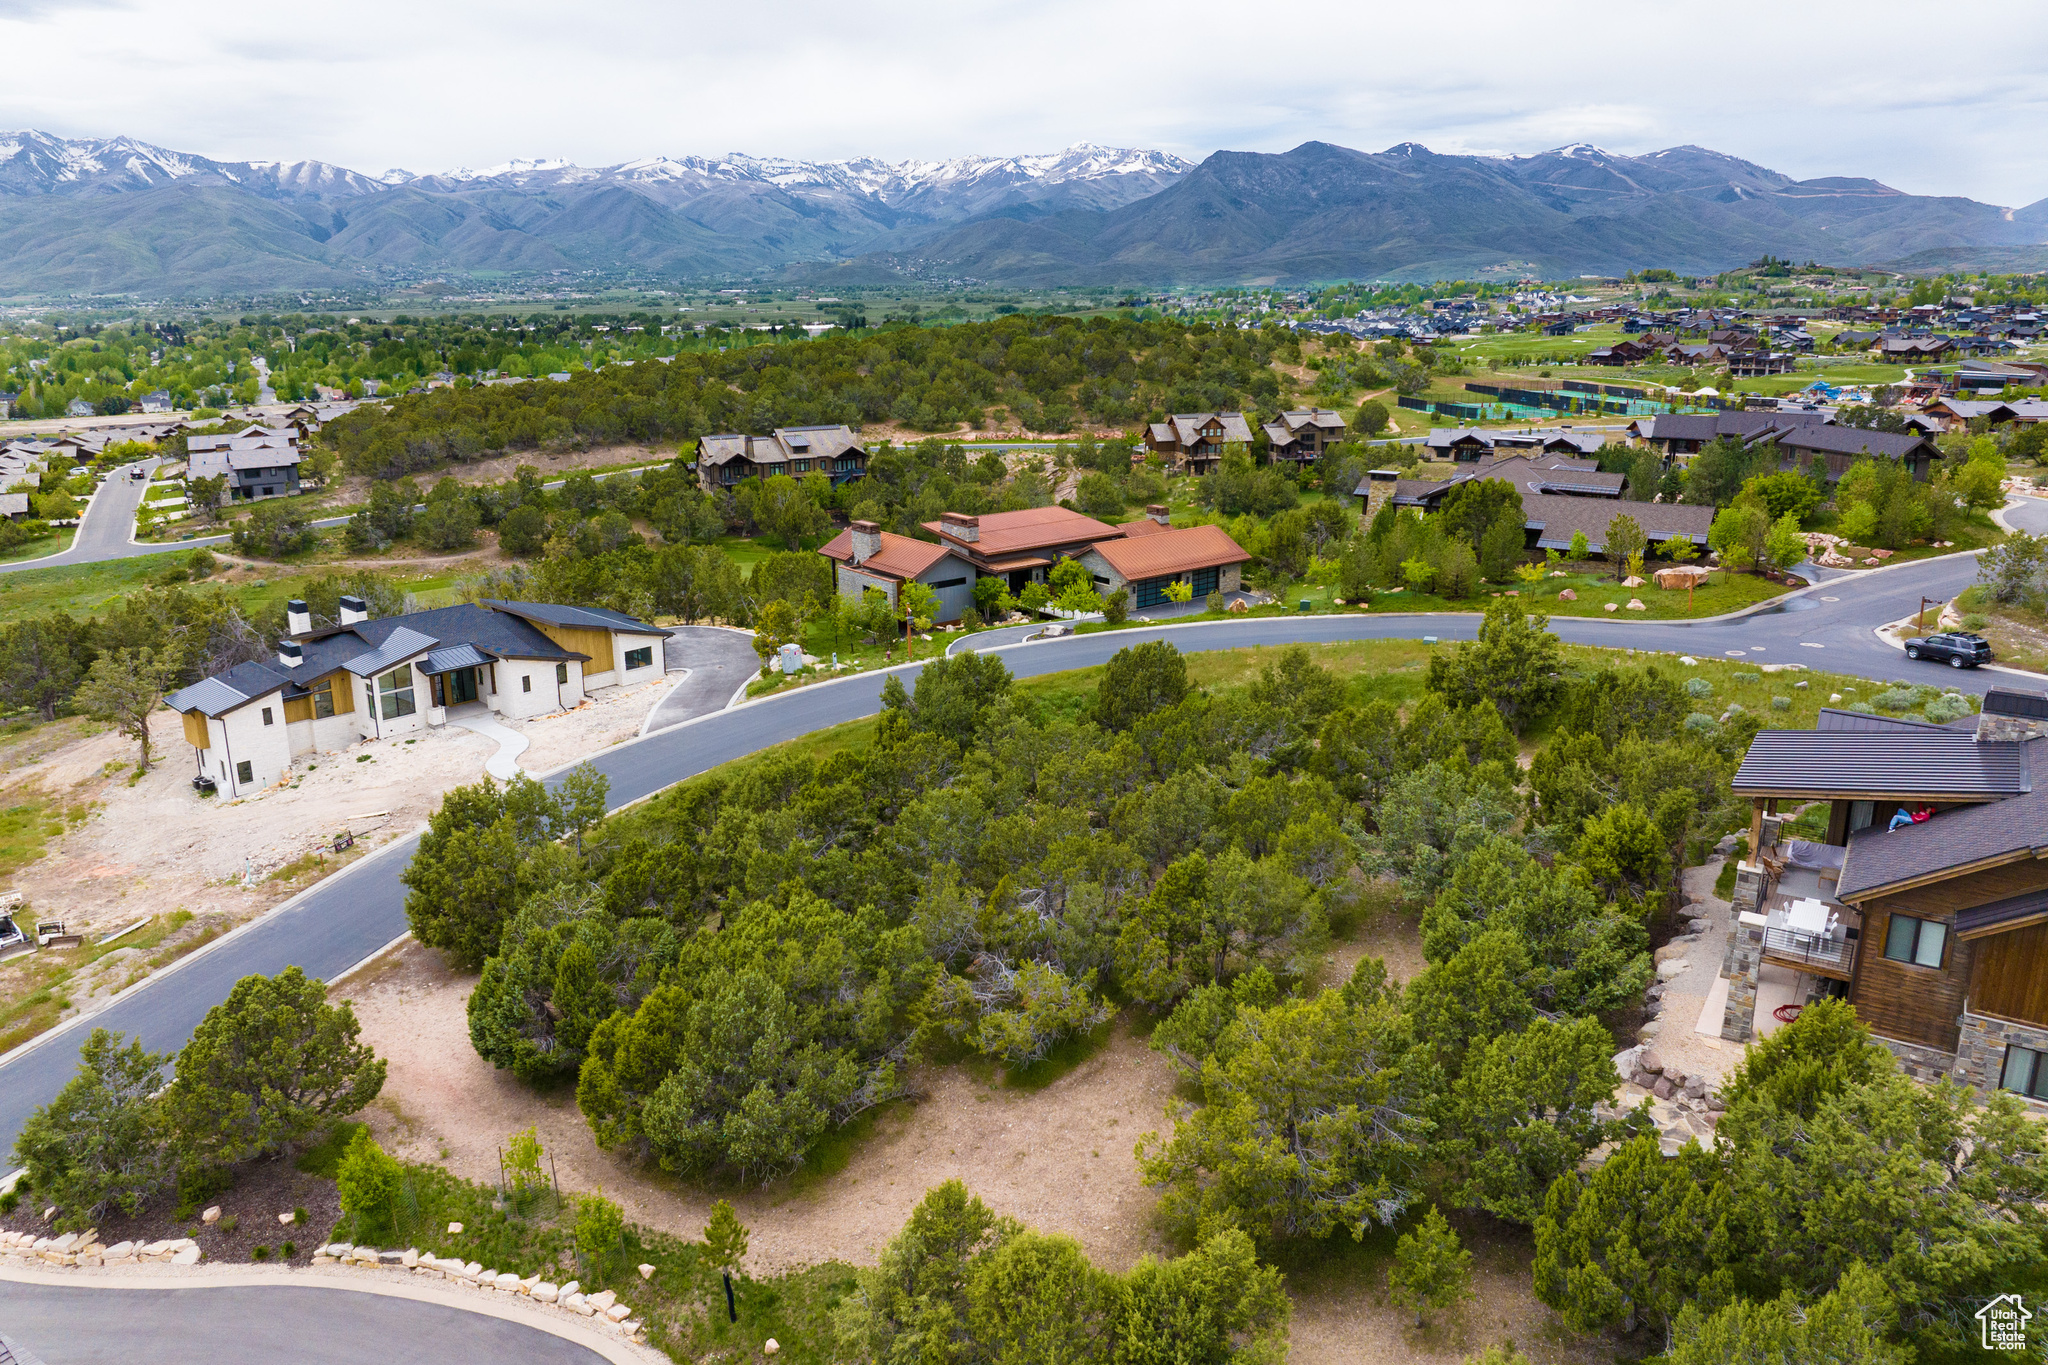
[0,526,76,564]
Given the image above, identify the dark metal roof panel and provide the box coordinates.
[1732,730,2032,798]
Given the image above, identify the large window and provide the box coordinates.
[312,679,335,718]
[624,647,653,671]
[2001,1045,2048,1101]
[377,666,416,720]
[1883,913,1948,969]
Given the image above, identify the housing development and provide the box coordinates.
[3,84,2048,1365]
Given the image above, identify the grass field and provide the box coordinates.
[0,553,477,626]
[0,527,76,565]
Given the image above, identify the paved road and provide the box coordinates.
[644,626,759,733]
[1,505,2043,1162]
[0,1281,608,1364]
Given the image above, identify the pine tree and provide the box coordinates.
[1388,1205,1473,1327]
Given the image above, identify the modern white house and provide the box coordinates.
[165,596,668,799]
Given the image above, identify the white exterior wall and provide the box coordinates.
[205,693,293,798]
[610,630,667,686]
[355,659,430,740]
[494,659,577,720]
[311,708,364,752]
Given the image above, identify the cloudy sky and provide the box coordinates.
[5,0,2045,205]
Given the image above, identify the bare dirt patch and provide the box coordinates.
[0,1154,338,1267]
[337,938,1181,1276]
[323,444,681,507]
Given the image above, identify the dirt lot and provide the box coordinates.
[0,668,686,1047]
[323,444,680,507]
[337,911,1601,1364]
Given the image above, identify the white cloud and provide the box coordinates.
[2,0,2043,205]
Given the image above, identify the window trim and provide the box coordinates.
[261,706,274,726]
[623,646,653,671]
[2001,1044,2048,1101]
[522,675,532,693]
[235,759,253,785]
[556,663,569,685]
[1882,912,1949,970]
[377,665,417,720]
[312,679,335,719]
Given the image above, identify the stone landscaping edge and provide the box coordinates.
[0,1235,665,1365]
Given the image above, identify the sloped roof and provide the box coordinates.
[483,600,660,634]
[924,505,1121,556]
[166,667,273,718]
[1733,730,2034,800]
[819,528,960,580]
[1771,426,1936,460]
[423,643,494,675]
[1838,777,2048,900]
[342,625,439,677]
[1089,524,1250,581]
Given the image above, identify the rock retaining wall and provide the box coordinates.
[0,1230,200,1267]
[310,1242,647,1342]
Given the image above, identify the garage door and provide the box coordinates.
[1192,566,1220,596]
[1134,577,1172,609]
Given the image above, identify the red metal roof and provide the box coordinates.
[1089,524,1250,581]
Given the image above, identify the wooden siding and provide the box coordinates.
[527,622,609,669]
[323,673,354,714]
[282,695,315,723]
[1969,921,2048,1027]
[181,710,209,747]
[1867,858,2048,917]
[1849,901,1971,1052]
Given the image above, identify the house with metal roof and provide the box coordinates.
[695,425,867,491]
[1355,454,1712,554]
[818,521,979,624]
[164,595,668,800]
[1719,690,2048,1103]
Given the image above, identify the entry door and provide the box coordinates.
[449,667,478,704]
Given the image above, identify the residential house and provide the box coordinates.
[1626,410,1833,459]
[818,521,979,624]
[1769,425,1943,482]
[138,390,174,414]
[1878,335,1954,362]
[820,504,1251,618]
[1421,428,1499,462]
[1143,412,1255,474]
[1260,409,1348,465]
[1586,339,1651,366]
[1357,454,1713,553]
[65,399,93,417]
[0,390,19,416]
[695,425,868,491]
[187,427,303,501]
[1074,508,1250,607]
[164,596,668,800]
[1722,692,2048,1103]
[0,493,28,520]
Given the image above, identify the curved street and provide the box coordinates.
[0,1280,610,1365]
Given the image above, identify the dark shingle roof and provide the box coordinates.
[1732,729,2035,800]
[482,600,661,634]
[1838,777,2048,899]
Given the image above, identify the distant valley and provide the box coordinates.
[1,130,2043,297]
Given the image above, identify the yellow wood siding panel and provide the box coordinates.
[529,622,610,668]
[282,696,315,723]
[181,710,209,747]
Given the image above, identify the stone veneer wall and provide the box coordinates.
[1952,1011,2048,1104]
[1874,1033,1957,1083]
[1720,916,1765,1043]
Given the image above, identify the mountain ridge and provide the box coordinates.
[0,130,2041,295]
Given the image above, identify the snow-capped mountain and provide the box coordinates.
[382,143,1193,216]
[0,130,388,200]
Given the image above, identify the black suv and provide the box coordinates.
[1905,632,1993,668]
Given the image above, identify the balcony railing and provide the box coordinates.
[1762,923,1857,977]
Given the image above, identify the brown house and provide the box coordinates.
[1725,692,2048,1101]
[1143,412,1255,474]
[696,425,868,491]
[1260,409,1348,465]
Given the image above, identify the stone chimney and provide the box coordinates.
[1976,686,2048,743]
[286,598,311,636]
[849,520,882,565]
[940,512,980,543]
[338,594,369,626]
[277,640,303,669]
[1145,504,1171,526]
[1364,470,1401,521]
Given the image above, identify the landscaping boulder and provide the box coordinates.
[1603,602,1619,612]
[201,1207,221,1225]
[1612,1044,1644,1080]
[1653,1076,1677,1100]
[1622,575,1647,588]
[1656,957,1689,980]
[1626,598,1647,611]
[1639,1049,1666,1074]
[1558,588,1577,600]
[1688,917,1714,936]
[638,1263,656,1280]
[1684,1077,1709,1100]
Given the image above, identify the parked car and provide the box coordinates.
[1904,632,1992,668]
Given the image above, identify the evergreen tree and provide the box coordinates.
[1388,1205,1473,1326]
